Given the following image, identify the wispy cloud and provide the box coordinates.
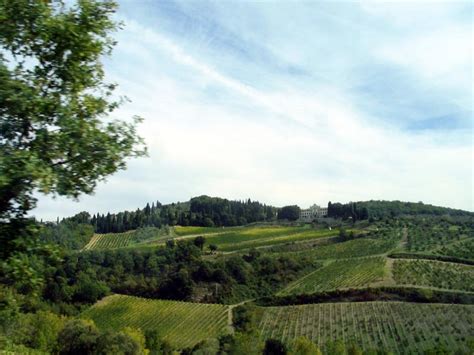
[34,0,473,220]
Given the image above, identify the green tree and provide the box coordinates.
[57,319,101,354]
[290,337,321,355]
[278,206,300,221]
[0,0,146,291]
[263,339,287,355]
[193,236,206,251]
[208,244,218,254]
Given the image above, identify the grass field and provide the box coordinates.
[258,302,474,353]
[278,257,387,295]
[82,294,230,349]
[392,259,474,292]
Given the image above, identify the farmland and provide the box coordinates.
[257,302,474,353]
[82,227,170,251]
[174,225,241,237]
[83,231,136,250]
[392,259,474,292]
[434,238,474,260]
[202,226,341,251]
[406,219,473,256]
[278,235,398,260]
[278,257,387,296]
[81,294,230,349]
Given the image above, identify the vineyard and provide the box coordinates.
[82,295,230,349]
[82,227,169,251]
[278,257,387,296]
[280,235,398,260]
[83,231,136,250]
[173,225,240,236]
[392,259,474,292]
[257,302,474,353]
[203,226,341,251]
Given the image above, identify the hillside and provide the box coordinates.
[4,201,474,354]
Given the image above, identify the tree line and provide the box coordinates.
[65,196,278,233]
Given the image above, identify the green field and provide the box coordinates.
[392,259,474,292]
[434,238,474,260]
[258,302,474,353]
[406,221,473,255]
[280,236,398,260]
[82,294,230,349]
[83,231,136,250]
[278,257,387,296]
[82,228,170,251]
[174,225,241,236]
[202,226,340,251]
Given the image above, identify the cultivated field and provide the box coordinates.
[258,302,474,353]
[280,236,398,260]
[82,227,170,251]
[202,226,341,251]
[82,294,230,348]
[392,259,474,292]
[278,257,387,296]
[406,221,473,255]
[434,238,474,260]
[173,225,241,236]
[83,231,136,250]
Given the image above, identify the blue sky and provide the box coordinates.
[35,0,473,219]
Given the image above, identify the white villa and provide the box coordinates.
[300,204,328,222]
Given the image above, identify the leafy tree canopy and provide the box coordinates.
[0,0,146,290]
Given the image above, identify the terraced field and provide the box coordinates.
[258,302,474,353]
[278,257,387,295]
[392,259,474,292]
[82,294,230,348]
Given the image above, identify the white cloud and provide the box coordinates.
[32,3,473,220]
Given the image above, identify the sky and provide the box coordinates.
[34,0,473,220]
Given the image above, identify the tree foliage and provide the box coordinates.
[0,0,146,292]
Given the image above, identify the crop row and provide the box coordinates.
[205,227,340,252]
[82,294,229,348]
[278,257,387,296]
[83,231,136,250]
[282,235,398,260]
[258,302,474,353]
[392,259,474,292]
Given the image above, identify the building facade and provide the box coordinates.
[300,204,328,222]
